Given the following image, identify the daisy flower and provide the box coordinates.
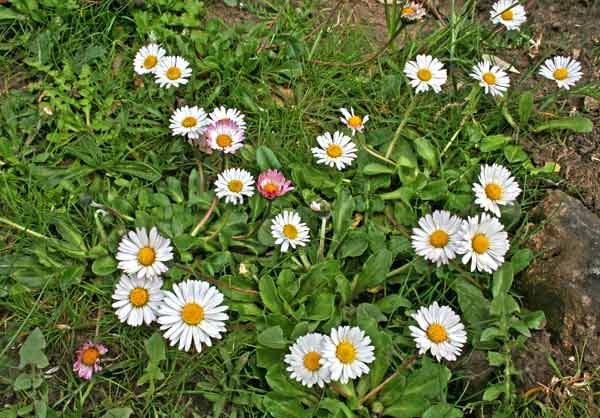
[257,169,293,200]
[409,302,467,362]
[473,163,522,217]
[490,0,527,31]
[470,60,511,97]
[157,280,228,352]
[154,56,192,88]
[169,105,208,139]
[321,326,375,384]
[411,210,462,266]
[538,56,583,90]
[404,54,447,94]
[116,227,174,280]
[284,333,331,388]
[457,213,510,273]
[311,131,357,170]
[73,342,108,380]
[214,168,255,205]
[339,107,369,136]
[133,43,166,75]
[209,106,246,131]
[401,2,427,21]
[112,275,164,327]
[205,120,245,154]
[271,210,310,252]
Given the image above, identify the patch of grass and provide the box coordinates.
[1,0,599,417]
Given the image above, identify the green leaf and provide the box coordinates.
[534,116,593,133]
[256,146,282,171]
[102,408,133,418]
[420,180,448,201]
[487,351,505,366]
[511,249,533,273]
[107,161,161,181]
[423,404,463,418]
[518,92,534,125]
[13,373,32,391]
[503,145,528,163]
[257,326,287,349]
[91,256,117,276]
[0,8,25,21]
[376,294,411,313]
[259,276,284,314]
[480,135,511,152]
[338,230,368,258]
[352,249,393,296]
[480,326,502,342]
[491,262,513,298]
[363,163,394,176]
[521,310,545,330]
[453,279,489,343]
[482,383,504,401]
[328,189,355,256]
[144,332,166,364]
[262,396,307,418]
[307,293,335,320]
[490,293,520,317]
[18,328,49,369]
[265,365,307,397]
[384,396,428,418]
[413,138,438,170]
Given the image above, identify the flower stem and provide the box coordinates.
[191,197,219,237]
[0,216,51,241]
[358,353,418,405]
[384,97,416,160]
[298,248,312,270]
[318,216,327,260]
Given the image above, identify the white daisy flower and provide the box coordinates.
[311,131,357,170]
[154,56,192,88]
[209,106,246,131]
[404,54,447,94]
[538,56,583,90]
[321,326,375,384]
[411,210,462,266]
[284,333,331,388]
[214,168,255,205]
[339,107,369,136]
[116,227,174,280]
[271,210,310,252]
[169,106,209,139]
[409,302,467,362]
[111,275,164,327]
[205,120,245,154]
[470,60,511,97]
[490,0,527,31]
[133,43,166,75]
[401,2,427,21]
[157,280,228,352]
[457,213,510,273]
[473,163,522,217]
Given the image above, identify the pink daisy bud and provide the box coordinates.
[310,201,321,212]
[257,169,293,200]
[73,341,108,380]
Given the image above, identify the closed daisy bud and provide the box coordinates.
[538,56,583,90]
[257,170,293,200]
[339,107,369,136]
[470,60,511,97]
[409,302,467,362]
[411,210,463,266]
[320,326,375,384]
[214,168,255,205]
[404,54,447,94]
[133,43,166,75]
[473,163,521,217]
[457,213,509,273]
[311,131,357,170]
[284,333,331,388]
[116,227,174,280]
[154,56,192,88]
[73,342,108,380]
[490,0,527,31]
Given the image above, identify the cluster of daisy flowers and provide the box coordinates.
[133,43,192,88]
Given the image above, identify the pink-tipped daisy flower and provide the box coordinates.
[257,170,293,200]
[73,342,108,380]
[205,119,245,154]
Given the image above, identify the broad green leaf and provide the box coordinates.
[518,92,534,124]
[328,189,355,256]
[480,135,511,152]
[376,294,411,313]
[102,408,133,418]
[534,116,593,133]
[108,161,161,181]
[145,332,166,364]
[338,230,368,258]
[0,8,25,20]
[413,138,438,170]
[511,249,533,273]
[490,293,520,317]
[352,249,392,297]
[482,383,504,401]
[18,328,48,369]
[423,404,463,418]
[453,279,489,343]
[363,163,394,176]
[487,351,505,366]
[265,365,307,397]
[384,396,428,418]
[91,256,117,276]
[521,310,545,330]
[307,293,335,320]
[256,146,282,171]
[257,326,287,349]
[13,373,32,391]
[259,276,284,314]
[503,145,528,163]
[420,180,448,201]
[491,262,513,298]
[262,396,307,418]
[480,326,502,342]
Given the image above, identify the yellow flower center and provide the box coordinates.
[347,115,362,128]
[263,182,279,194]
[335,341,357,364]
[482,72,496,85]
[553,68,569,81]
[166,66,181,80]
[426,323,448,343]
[402,6,415,16]
[326,144,343,158]
[216,134,233,148]
[227,180,243,193]
[429,229,449,248]
[282,224,298,240]
[303,351,321,371]
[129,287,149,307]
[181,303,204,325]
[471,233,490,254]
[485,183,502,201]
[182,116,197,128]
[137,246,156,267]
[143,55,158,69]
[82,347,99,366]
[501,9,513,20]
[417,68,432,81]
